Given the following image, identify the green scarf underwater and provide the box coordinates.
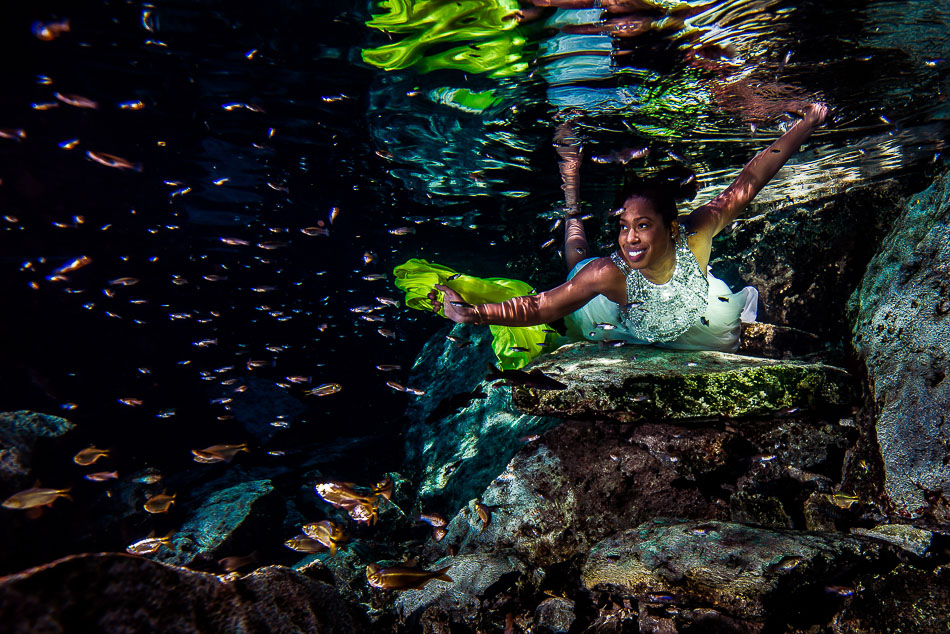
[393,259,557,369]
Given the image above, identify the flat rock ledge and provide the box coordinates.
[512,343,855,422]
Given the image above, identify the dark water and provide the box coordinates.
[0,0,947,573]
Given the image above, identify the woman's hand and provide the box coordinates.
[428,284,478,324]
[791,102,829,128]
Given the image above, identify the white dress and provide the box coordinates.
[563,244,758,352]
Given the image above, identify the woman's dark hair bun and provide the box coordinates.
[652,165,700,202]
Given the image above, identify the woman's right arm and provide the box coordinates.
[430,257,622,327]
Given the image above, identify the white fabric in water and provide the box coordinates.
[563,257,758,352]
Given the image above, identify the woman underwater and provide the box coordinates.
[428,102,828,352]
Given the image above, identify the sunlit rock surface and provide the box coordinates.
[511,343,855,422]
[404,323,561,514]
[0,410,75,497]
[582,519,879,624]
[154,479,284,567]
[0,553,354,633]
[850,170,950,517]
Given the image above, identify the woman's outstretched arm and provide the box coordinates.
[688,102,828,238]
[428,257,622,327]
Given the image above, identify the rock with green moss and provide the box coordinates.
[583,518,880,625]
[849,170,950,518]
[510,343,856,422]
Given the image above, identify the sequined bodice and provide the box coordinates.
[609,235,709,342]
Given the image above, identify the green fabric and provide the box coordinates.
[393,259,556,370]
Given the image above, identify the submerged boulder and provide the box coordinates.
[425,410,858,570]
[712,178,911,344]
[0,552,354,633]
[582,519,880,626]
[392,553,523,629]
[850,170,950,518]
[0,410,75,498]
[403,323,561,514]
[511,343,856,422]
[154,479,284,568]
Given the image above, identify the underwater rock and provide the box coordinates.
[534,597,576,633]
[712,178,910,344]
[511,343,856,422]
[850,523,933,557]
[830,563,950,633]
[0,552,354,633]
[154,479,284,568]
[0,410,75,497]
[392,553,523,629]
[737,322,824,359]
[582,518,879,624]
[403,323,561,514]
[849,171,950,518]
[425,412,859,573]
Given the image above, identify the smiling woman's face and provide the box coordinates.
[616,195,673,270]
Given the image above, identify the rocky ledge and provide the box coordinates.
[510,343,855,422]
[0,552,355,633]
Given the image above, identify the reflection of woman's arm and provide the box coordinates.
[430,258,620,326]
[556,122,590,271]
[690,103,828,238]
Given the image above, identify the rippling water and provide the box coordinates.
[0,0,947,572]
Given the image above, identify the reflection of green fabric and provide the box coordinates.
[393,259,556,370]
[428,87,502,113]
[362,0,528,78]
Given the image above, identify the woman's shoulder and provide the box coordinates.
[570,254,626,296]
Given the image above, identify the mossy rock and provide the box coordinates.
[511,343,856,422]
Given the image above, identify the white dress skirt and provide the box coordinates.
[563,257,759,352]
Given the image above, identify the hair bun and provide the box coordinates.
[654,165,699,202]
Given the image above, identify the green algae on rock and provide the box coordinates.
[511,343,856,422]
[582,518,879,622]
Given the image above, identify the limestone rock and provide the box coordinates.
[849,171,950,517]
[582,519,878,622]
[850,523,933,557]
[831,563,950,633]
[0,552,354,633]
[393,553,523,628]
[737,322,824,359]
[511,343,855,422]
[534,597,575,633]
[403,323,560,514]
[154,479,284,568]
[425,412,857,572]
[0,410,75,497]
